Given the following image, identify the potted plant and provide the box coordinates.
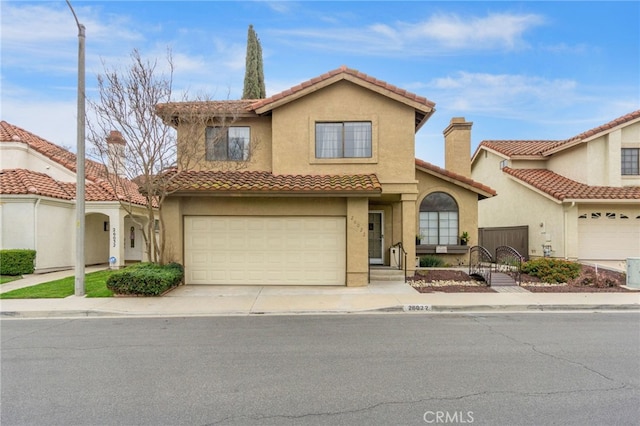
[460,231,469,246]
[416,233,424,245]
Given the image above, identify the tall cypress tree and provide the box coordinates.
[242,25,266,99]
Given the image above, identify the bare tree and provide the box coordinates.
[88,48,257,264]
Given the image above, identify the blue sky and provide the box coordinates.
[1,1,638,167]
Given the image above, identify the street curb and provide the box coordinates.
[2,304,639,319]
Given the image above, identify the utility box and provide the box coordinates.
[390,247,400,268]
[627,258,640,288]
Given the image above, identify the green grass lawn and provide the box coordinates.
[0,270,114,299]
[0,275,21,285]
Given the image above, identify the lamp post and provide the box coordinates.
[67,0,86,296]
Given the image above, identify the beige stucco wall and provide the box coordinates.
[269,80,417,183]
[472,150,566,259]
[176,116,273,172]
[547,121,640,187]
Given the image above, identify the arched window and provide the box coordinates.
[419,192,459,245]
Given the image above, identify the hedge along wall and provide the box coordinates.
[0,250,36,275]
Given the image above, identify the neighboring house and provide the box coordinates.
[471,110,640,268]
[0,121,152,272]
[156,66,495,286]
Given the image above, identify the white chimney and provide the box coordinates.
[106,130,126,176]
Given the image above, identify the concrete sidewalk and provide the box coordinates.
[1,268,639,318]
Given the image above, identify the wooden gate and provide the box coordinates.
[478,226,529,261]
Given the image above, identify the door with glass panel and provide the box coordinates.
[368,212,384,264]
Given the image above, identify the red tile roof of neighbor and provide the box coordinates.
[477,110,640,158]
[165,170,382,194]
[503,167,640,201]
[0,121,148,205]
[415,158,496,197]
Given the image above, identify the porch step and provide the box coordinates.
[369,267,405,282]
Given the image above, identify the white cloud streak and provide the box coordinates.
[270,12,546,55]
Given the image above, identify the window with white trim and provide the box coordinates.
[621,148,639,175]
[205,126,250,161]
[418,192,459,245]
[315,122,372,158]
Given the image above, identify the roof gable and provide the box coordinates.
[251,66,435,131]
[473,109,640,161]
[415,158,496,198]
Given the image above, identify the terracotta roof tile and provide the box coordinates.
[415,158,496,196]
[479,140,562,157]
[155,100,256,120]
[250,66,435,111]
[0,169,74,200]
[166,170,382,194]
[503,167,640,201]
[0,121,148,205]
[477,110,640,158]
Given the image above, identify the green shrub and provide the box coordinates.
[106,262,184,296]
[0,249,36,275]
[521,258,581,283]
[419,255,445,268]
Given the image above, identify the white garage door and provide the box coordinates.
[184,216,346,285]
[578,211,640,260]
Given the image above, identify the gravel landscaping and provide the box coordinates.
[409,265,635,293]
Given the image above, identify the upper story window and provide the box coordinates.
[418,192,459,245]
[315,122,372,158]
[621,148,639,175]
[205,126,250,161]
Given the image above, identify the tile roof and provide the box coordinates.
[0,169,75,200]
[0,121,107,180]
[0,121,148,205]
[415,158,496,197]
[165,170,382,194]
[250,65,435,111]
[477,110,640,158]
[503,167,640,201]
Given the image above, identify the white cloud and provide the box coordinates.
[424,71,579,118]
[401,13,545,49]
[270,11,545,55]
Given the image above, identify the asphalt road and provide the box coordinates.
[2,313,639,426]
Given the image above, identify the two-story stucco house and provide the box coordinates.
[471,110,640,269]
[0,121,152,272]
[157,66,495,286]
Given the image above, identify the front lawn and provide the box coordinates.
[0,275,21,285]
[0,270,114,299]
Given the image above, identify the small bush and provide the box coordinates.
[0,249,36,275]
[521,258,581,283]
[106,262,183,296]
[419,255,445,268]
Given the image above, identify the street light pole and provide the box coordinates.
[67,0,86,296]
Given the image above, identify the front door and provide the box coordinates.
[368,211,384,264]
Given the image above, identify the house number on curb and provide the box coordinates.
[112,228,117,248]
[403,304,433,312]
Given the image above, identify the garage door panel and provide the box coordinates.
[578,211,640,260]
[185,216,345,285]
